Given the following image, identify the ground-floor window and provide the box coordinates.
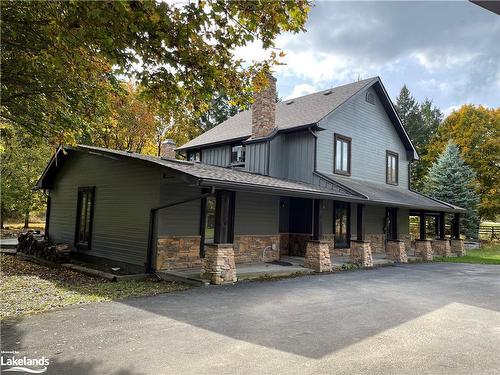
[204,196,216,244]
[199,190,235,257]
[75,187,95,250]
[334,201,350,248]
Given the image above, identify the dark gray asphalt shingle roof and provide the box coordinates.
[177,77,378,150]
[321,173,465,213]
[38,145,463,212]
[75,146,357,199]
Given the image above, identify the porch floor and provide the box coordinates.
[157,253,401,286]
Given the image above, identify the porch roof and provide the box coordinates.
[37,145,465,213]
[320,173,466,213]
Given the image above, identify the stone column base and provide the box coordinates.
[387,240,408,263]
[350,240,373,268]
[415,240,433,261]
[201,243,237,284]
[451,239,465,257]
[304,240,332,272]
[432,239,451,257]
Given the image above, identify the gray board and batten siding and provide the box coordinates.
[316,86,409,188]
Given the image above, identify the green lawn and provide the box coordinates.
[0,255,191,320]
[434,243,500,265]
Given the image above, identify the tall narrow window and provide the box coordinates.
[334,201,351,248]
[204,196,216,244]
[334,134,351,176]
[386,151,399,185]
[231,144,245,165]
[75,187,95,249]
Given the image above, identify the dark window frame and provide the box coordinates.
[199,190,235,257]
[334,133,352,176]
[386,150,399,185]
[334,201,351,249]
[365,91,375,105]
[187,150,201,162]
[230,142,246,166]
[74,186,95,250]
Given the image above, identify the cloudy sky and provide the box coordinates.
[236,1,500,115]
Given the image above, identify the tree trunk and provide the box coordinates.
[24,210,29,229]
[1,202,4,229]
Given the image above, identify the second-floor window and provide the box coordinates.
[231,144,245,165]
[386,151,399,185]
[187,150,201,162]
[334,134,351,176]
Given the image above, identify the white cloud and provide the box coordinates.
[443,105,461,117]
[286,83,318,99]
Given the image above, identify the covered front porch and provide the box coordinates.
[152,183,465,284]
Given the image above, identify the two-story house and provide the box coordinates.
[37,76,465,282]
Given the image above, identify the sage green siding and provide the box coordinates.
[157,181,202,236]
[48,152,161,267]
[234,192,279,235]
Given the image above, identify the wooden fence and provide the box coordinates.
[479,226,500,242]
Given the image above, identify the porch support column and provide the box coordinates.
[452,213,461,239]
[312,199,322,241]
[387,240,407,263]
[357,204,365,240]
[306,199,331,272]
[439,212,446,239]
[415,240,433,261]
[432,211,451,256]
[451,213,465,256]
[202,243,237,284]
[350,240,373,268]
[305,240,332,272]
[202,190,236,284]
[214,190,235,244]
[419,211,426,240]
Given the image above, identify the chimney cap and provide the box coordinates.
[161,138,176,145]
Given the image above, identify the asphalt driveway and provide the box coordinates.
[2,263,500,375]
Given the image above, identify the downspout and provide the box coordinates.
[145,187,215,273]
[308,126,318,171]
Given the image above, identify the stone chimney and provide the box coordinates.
[160,139,176,159]
[251,73,277,138]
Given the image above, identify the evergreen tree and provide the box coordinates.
[395,86,443,192]
[424,142,480,239]
[395,85,422,149]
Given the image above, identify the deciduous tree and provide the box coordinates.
[1,0,310,143]
[425,105,500,219]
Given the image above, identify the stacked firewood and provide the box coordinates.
[17,232,70,263]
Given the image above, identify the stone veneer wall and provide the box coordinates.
[386,240,408,263]
[321,234,351,257]
[201,243,237,284]
[304,240,332,272]
[156,236,201,270]
[415,240,433,261]
[350,240,373,267]
[366,234,385,253]
[451,239,465,256]
[233,235,280,263]
[399,234,411,252]
[432,239,451,257]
